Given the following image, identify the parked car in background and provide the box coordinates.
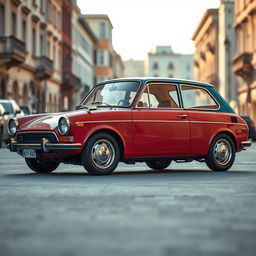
[7,78,251,175]
[0,99,24,118]
[0,103,10,147]
[241,116,256,141]
[20,105,31,116]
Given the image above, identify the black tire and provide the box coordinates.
[81,133,120,175]
[146,160,172,170]
[25,158,60,173]
[205,133,235,171]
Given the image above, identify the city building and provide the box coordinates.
[85,14,124,83]
[123,59,145,77]
[71,2,97,108]
[232,0,256,121]
[192,9,219,90]
[147,46,193,80]
[0,0,62,113]
[192,0,236,106]
[113,51,124,79]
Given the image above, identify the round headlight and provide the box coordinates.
[58,116,70,135]
[8,118,18,135]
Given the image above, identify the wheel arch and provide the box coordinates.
[83,128,125,159]
[209,130,238,152]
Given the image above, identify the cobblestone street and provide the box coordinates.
[0,144,256,256]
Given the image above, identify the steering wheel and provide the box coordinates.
[117,99,129,106]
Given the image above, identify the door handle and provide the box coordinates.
[177,114,188,119]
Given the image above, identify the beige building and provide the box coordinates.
[192,9,219,90]
[0,0,63,113]
[192,1,237,106]
[85,14,124,83]
[232,0,256,122]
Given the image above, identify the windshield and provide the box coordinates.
[79,81,141,108]
[0,102,13,114]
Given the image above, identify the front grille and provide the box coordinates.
[17,132,58,143]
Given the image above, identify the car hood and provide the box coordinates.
[20,113,64,131]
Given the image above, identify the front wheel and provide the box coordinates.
[81,133,120,175]
[205,134,235,171]
[146,160,172,170]
[25,158,60,173]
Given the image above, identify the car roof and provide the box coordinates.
[97,77,214,87]
[0,99,15,103]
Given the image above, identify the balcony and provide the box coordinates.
[63,72,81,90]
[0,36,26,68]
[35,56,53,80]
[232,52,253,78]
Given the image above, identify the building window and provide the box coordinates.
[40,34,44,55]
[153,62,158,70]
[22,20,26,43]
[32,28,36,56]
[99,22,106,38]
[53,45,56,66]
[12,12,16,36]
[40,0,45,13]
[97,50,105,66]
[168,62,174,70]
[0,5,5,36]
[47,41,50,58]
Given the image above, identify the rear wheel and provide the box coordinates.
[25,158,60,173]
[205,134,235,171]
[146,160,172,170]
[81,133,120,175]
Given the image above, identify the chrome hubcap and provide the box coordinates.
[91,139,115,169]
[214,139,232,166]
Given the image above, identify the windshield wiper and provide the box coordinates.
[91,101,113,109]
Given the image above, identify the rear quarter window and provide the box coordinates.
[181,85,219,110]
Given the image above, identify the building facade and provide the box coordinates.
[0,0,62,113]
[123,59,145,77]
[85,14,124,83]
[232,0,256,122]
[218,0,236,104]
[147,46,193,80]
[192,1,237,107]
[71,3,97,108]
[192,9,219,90]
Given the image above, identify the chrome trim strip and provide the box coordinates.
[76,120,247,126]
[190,121,247,126]
[9,141,82,152]
[16,131,59,142]
[133,120,189,123]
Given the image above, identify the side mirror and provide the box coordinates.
[15,110,21,116]
[3,111,9,116]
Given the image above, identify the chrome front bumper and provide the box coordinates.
[241,140,252,147]
[8,138,82,152]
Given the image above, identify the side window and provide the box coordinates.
[181,85,219,110]
[148,83,180,108]
[137,83,180,108]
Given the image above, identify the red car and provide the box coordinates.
[8,78,251,175]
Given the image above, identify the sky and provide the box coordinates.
[77,0,220,60]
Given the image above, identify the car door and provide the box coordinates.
[180,84,223,156]
[132,82,190,156]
